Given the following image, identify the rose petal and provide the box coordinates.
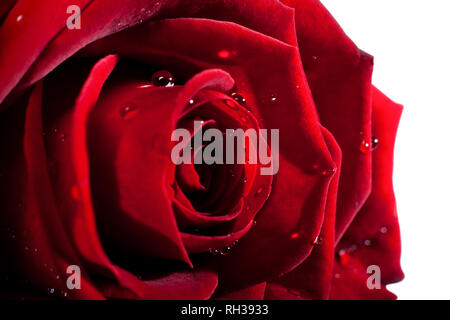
[266,127,342,300]
[0,0,93,105]
[330,87,403,299]
[2,0,297,106]
[282,0,374,242]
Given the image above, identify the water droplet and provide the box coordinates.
[290,232,300,240]
[321,167,337,176]
[231,92,246,105]
[60,133,66,143]
[16,15,23,22]
[255,186,265,196]
[24,246,29,251]
[334,273,341,279]
[380,226,388,234]
[151,70,175,87]
[48,288,55,294]
[252,220,257,226]
[189,99,195,105]
[63,292,68,297]
[240,115,249,124]
[312,236,323,245]
[364,239,371,246]
[224,99,239,110]
[221,246,233,256]
[56,275,60,280]
[270,95,277,102]
[312,55,318,62]
[209,248,220,256]
[120,103,139,120]
[217,50,231,59]
[372,136,379,150]
[360,140,371,154]
[338,249,349,265]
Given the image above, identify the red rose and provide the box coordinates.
[0,0,403,299]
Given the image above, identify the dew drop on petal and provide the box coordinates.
[60,133,66,143]
[220,246,233,256]
[16,15,23,22]
[372,136,379,150]
[321,167,337,176]
[360,140,371,154]
[217,50,231,59]
[338,249,349,265]
[312,235,323,245]
[120,103,139,120]
[151,70,175,87]
[224,99,239,110]
[364,239,371,246]
[231,92,246,105]
[255,186,265,196]
[240,115,249,124]
[209,248,220,256]
[380,226,388,234]
[290,232,300,240]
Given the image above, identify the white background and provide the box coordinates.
[321,0,450,299]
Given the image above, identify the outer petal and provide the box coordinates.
[330,87,403,299]
[282,0,374,242]
[0,0,94,106]
[266,127,342,300]
[0,0,297,106]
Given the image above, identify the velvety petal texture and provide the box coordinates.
[0,0,403,300]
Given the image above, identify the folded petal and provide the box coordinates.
[282,0,374,242]
[330,87,403,299]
